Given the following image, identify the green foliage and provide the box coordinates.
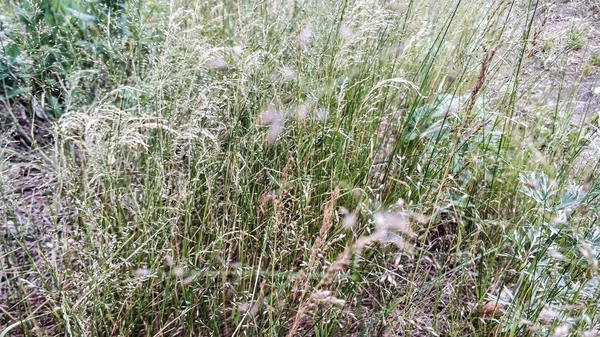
[1,0,157,117]
[565,26,586,51]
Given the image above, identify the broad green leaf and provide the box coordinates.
[65,7,97,23]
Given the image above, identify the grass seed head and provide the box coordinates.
[205,58,228,70]
[550,324,570,337]
[374,211,414,237]
[298,26,314,47]
[338,24,354,41]
[580,242,598,268]
[181,275,196,286]
[295,103,310,120]
[172,267,185,278]
[479,301,503,318]
[538,307,560,324]
[265,119,284,145]
[260,104,280,126]
[133,268,152,277]
[232,45,244,56]
[165,255,174,267]
[548,248,565,261]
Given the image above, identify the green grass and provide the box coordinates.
[591,54,600,67]
[565,26,587,51]
[1,0,599,336]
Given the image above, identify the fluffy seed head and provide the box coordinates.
[260,104,280,126]
[133,268,151,277]
[342,213,358,229]
[374,211,413,237]
[538,307,559,324]
[298,26,314,47]
[338,24,354,41]
[547,249,565,261]
[280,66,296,80]
[181,275,196,286]
[550,324,570,337]
[205,58,228,70]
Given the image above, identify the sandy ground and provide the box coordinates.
[526,0,600,123]
[523,0,600,169]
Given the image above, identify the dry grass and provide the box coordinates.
[1,0,600,336]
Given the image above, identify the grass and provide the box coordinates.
[565,26,587,51]
[591,54,600,67]
[1,0,599,336]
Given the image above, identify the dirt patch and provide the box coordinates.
[525,0,600,124]
[0,102,66,334]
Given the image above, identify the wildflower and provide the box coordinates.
[582,329,598,337]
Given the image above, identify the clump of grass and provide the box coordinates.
[565,26,587,51]
[590,54,600,67]
[1,0,599,336]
